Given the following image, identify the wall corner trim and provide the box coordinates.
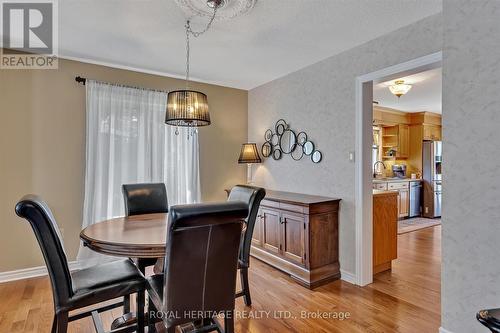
[0,261,82,283]
[340,269,357,285]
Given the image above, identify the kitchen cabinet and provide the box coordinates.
[382,124,409,159]
[373,182,388,190]
[398,125,410,157]
[251,190,341,289]
[373,190,398,274]
[373,108,442,175]
[423,124,442,141]
[374,181,410,218]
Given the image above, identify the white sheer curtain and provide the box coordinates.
[77,80,201,265]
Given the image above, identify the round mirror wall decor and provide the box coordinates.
[291,147,303,161]
[261,142,272,157]
[303,141,315,156]
[311,150,322,163]
[271,134,279,146]
[276,123,286,136]
[280,129,297,154]
[272,149,282,160]
[297,132,307,146]
[275,119,287,134]
[264,129,273,142]
[260,119,323,163]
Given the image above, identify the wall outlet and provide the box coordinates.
[348,151,355,162]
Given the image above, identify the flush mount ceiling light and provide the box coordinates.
[165,0,223,137]
[389,80,412,98]
[174,0,257,21]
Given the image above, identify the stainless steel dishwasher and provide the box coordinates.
[409,181,422,217]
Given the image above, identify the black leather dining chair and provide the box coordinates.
[122,183,169,217]
[122,183,168,273]
[146,201,248,333]
[15,195,146,333]
[477,308,500,332]
[227,185,266,306]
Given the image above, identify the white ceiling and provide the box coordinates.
[373,67,442,114]
[59,0,442,90]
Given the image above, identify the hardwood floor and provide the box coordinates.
[0,226,441,333]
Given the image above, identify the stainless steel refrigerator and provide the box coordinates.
[422,141,442,218]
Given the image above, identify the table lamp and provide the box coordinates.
[238,143,262,184]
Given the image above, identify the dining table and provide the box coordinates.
[80,212,169,259]
[80,212,170,331]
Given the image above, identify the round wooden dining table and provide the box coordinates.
[80,213,169,259]
[80,213,170,331]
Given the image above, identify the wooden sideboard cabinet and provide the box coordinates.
[249,190,341,289]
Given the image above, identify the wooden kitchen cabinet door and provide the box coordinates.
[398,189,409,218]
[281,212,306,265]
[423,125,442,141]
[432,126,442,140]
[261,208,281,255]
[398,124,409,158]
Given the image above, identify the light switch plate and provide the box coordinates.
[348,151,355,162]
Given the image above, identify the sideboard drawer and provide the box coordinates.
[279,202,306,214]
[260,199,279,209]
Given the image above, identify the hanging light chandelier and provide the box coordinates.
[389,80,412,98]
[165,1,222,136]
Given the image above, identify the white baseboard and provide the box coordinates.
[340,269,357,285]
[439,327,453,333]
[0,261,82,283]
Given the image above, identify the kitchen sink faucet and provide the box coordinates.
[373,161,386,178]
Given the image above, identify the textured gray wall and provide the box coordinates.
[248,14,442,274]
[442,1,500,332]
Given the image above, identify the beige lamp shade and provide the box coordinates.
[165,90,211,127]
[238,143,262,164]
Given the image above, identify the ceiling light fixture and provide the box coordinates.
[207,0,226,8]
[389,80,412,98]
[165,0,223,137]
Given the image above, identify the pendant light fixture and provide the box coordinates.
[165,1,221,136]
[389,80,412,98]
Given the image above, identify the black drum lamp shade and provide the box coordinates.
[165,90,211,127]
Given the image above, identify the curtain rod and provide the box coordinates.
[75,76,86,85]
[74,76,169,93]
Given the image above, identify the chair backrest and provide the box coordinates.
[15,195,73,309]
[122,183,168,216]
[162,202,247,328]
[227,185,266,265]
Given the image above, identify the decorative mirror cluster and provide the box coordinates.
[261,119,322,163]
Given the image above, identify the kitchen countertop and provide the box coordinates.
[373,178,422,183]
